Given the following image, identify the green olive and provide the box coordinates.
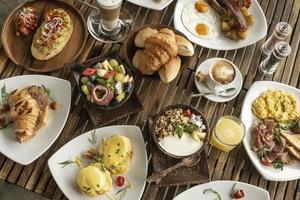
[109,59,119,68]
[81,84,89,95]
[80,76,89,84]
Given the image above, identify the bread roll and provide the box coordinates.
[134,27,158,48]
[132,50,155,75]
[159,56,181,83]
[175,35,194,57]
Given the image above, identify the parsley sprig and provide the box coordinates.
[203,188,221,200]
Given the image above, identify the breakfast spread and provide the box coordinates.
[0,85,58,143]
[31,8,73,60]
[59,133,133,198]
[154,107,207,156]
[80,59,133,107]
[132,27,194,83]
[14,6,38,36]
[181,0,254,40]
[251,90,300,169]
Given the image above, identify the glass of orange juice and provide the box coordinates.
[210,116,245,152]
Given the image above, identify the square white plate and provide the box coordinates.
[127,0,173,10]
[48,125,147,200]
[0,75,71,165]
[174,0,267,50]
[174,181,270,200]
[241,81,300,181]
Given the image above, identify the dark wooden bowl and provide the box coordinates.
[152,104,210,159]
[1,0,87,72]
[122,24,192,78]
[70,52,134,111]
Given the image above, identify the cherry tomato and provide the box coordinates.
[104,71,117,79]
[183,109,192,117]
[260,158,271,166]
[233,189,245,199]
[82,68,96,76]
[116,176,125,187]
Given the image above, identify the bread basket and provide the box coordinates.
[122,24,192,79]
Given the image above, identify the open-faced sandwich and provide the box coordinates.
[31,8,73,60]
[0,85,59,142]
[14,6,38,36]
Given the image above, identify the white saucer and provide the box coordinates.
[194,58,243,103]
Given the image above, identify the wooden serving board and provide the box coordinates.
[1,0,88,72]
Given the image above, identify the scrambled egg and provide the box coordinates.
[252,90,299,122]
[77,163,112,196]
[99,135,132,174]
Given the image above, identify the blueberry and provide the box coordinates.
[90,74,97,83]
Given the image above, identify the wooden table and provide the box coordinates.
[0,0,300,200]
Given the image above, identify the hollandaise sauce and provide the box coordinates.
[77,164,112,196]
[99,135,132,174]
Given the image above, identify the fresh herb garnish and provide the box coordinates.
[41,85,56,102]
[184,123,199,133]
[273,126,282,145]
[257,147,267,159]
[115,186,130,200]
[278,121,297,130]
[88,129,97,145]
[1,85,9,105]
[231,183,237,197]
[203,188,221,200]
[171,122,185,138]
[58,160,76,168]
[272,160,285,170]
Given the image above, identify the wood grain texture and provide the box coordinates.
[0,0,300,200]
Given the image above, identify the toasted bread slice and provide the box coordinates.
[31,9,73,60]
[281,130,300,151]
[286,145,300,160]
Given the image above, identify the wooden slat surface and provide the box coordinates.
[0,0,300,199]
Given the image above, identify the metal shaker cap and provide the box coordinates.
[275,22,292,38]
[274,41,291,59]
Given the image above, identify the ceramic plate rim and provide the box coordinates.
[48,125,147,200]
[173,180,270,200]
[173,0,267,50]
[0,75,71,165]
[127,0,173,10]
[241,81,300,181]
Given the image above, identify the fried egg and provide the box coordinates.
[182,0,221,39]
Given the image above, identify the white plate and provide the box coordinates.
[127,0,173,10]
[195,57,243,103]
[174,0,267,50]
[0,75,71,165]
[241,81,300,181]
[173,180,270,200]
[48,125,147,200]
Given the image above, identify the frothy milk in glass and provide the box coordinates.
[97,0,122,31]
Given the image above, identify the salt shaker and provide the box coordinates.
[261,22,292,56]
[259,41,291,75]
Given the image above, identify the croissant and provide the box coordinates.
[9,89,40,142]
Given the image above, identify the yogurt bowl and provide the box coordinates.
[152,104,210,159]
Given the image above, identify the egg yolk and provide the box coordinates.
[196,23,209,36]
[195,1,208,13]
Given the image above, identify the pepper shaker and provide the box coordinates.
[261,22,292,56]
[259,41,291,75]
